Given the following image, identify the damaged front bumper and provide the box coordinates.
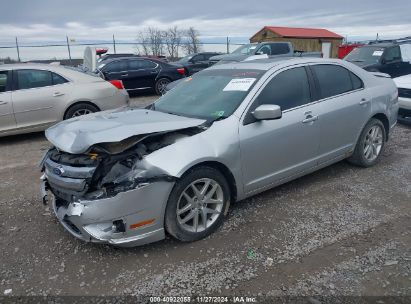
[41,176,174,247]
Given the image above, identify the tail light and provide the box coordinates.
[109,80,124,90]
[176,68,185,75]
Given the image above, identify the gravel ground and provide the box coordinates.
[0,94,410,300]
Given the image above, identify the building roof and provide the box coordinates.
[251,26,343,40]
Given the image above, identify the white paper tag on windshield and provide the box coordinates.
[372,50,383,56]
[223,78,256,91]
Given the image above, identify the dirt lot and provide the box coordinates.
[0,94,410,300]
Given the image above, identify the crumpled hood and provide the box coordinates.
[46,107,206,154]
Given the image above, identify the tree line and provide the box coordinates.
[136,26,201,60]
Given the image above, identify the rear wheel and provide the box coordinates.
[64,103,99,120]
[348,118,386,167]
[155,78,171,95]
[165,167,230,242]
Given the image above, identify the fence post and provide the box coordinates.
[66,36,72,65]
[15,37,21,62]
[113,34,117,54]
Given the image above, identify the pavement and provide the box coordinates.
[0,93,410,299]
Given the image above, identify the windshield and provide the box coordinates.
[153,69,264,120]
[232,44,258,55]
[178,55,194,63]
[344,46,385,64]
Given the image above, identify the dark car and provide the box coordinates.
[175,52,221,75]
[97,57,185,95]
[98,53,139,63]
[344,43,411,78]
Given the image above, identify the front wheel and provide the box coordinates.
[348,118,386,167]
[155,78,171,95]
[165,167,230,242]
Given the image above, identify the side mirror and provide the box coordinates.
[381,58,387,65]
[252,104,282,120]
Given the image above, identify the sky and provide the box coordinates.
[1,0,411,59]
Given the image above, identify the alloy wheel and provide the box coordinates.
[177,178,224,233]
[363,125,383,161]
[72,109,93,117]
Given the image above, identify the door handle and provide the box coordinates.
[0,101,8,105]
[150,71,158,74]
[302,115,318,124]
[359,98,370,105]
[53,92,65,97]
[121,74,129,77]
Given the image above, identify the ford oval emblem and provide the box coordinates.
[53,166,65,176]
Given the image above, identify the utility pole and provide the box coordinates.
[113,34,117,54]
[226,36,230,54]
[66,36,72,65]
[15,37,21,62]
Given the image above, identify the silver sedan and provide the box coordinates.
[40,57,398,247]
[0,63,129,137]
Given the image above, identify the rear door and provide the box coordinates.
[309,64,370,164]
[0,70,16,132]
[239,66,321,193]
[11,69,71,129]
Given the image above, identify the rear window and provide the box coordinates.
[312,65,361,99]
[17,69,52,90]
[52,72,68,85]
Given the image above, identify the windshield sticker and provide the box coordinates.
[211,111,225,117]
[223,78,256,91]
[372,50,383,56]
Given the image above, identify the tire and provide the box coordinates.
[64,103,99,120]
[165,166,231,242]
[347,118,386,167]
[155,78,171,95]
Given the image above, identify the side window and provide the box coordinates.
[105,60,127,73]
[192,55,205,62]
[52,72,68,85]
[0,71,9,93]
[257,45,271,55]
[399,44,411,63]
[350,72,363,90]
[17,70,52,90]
[270,43,290,55]
[383,46,401,62]
[311,65,353,99]
[140,60,157,69]
[256,67,311,111]
[129,60,143,70]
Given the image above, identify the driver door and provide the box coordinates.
[380,46,405,78]
[0,70,16,133]
[239,66,320,194]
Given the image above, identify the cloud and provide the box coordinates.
[1,0,410,43]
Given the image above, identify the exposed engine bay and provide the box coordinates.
[42,127,204,203]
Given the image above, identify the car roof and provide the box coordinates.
[207,57,350,71]
[0,63,102,82]
[361,43,394,48]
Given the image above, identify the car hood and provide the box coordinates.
[45,107,206,154]
[393,74,411,89]
[209,53,248,62]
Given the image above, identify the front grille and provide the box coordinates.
[44,156,97,201]
[398,88,411,99]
